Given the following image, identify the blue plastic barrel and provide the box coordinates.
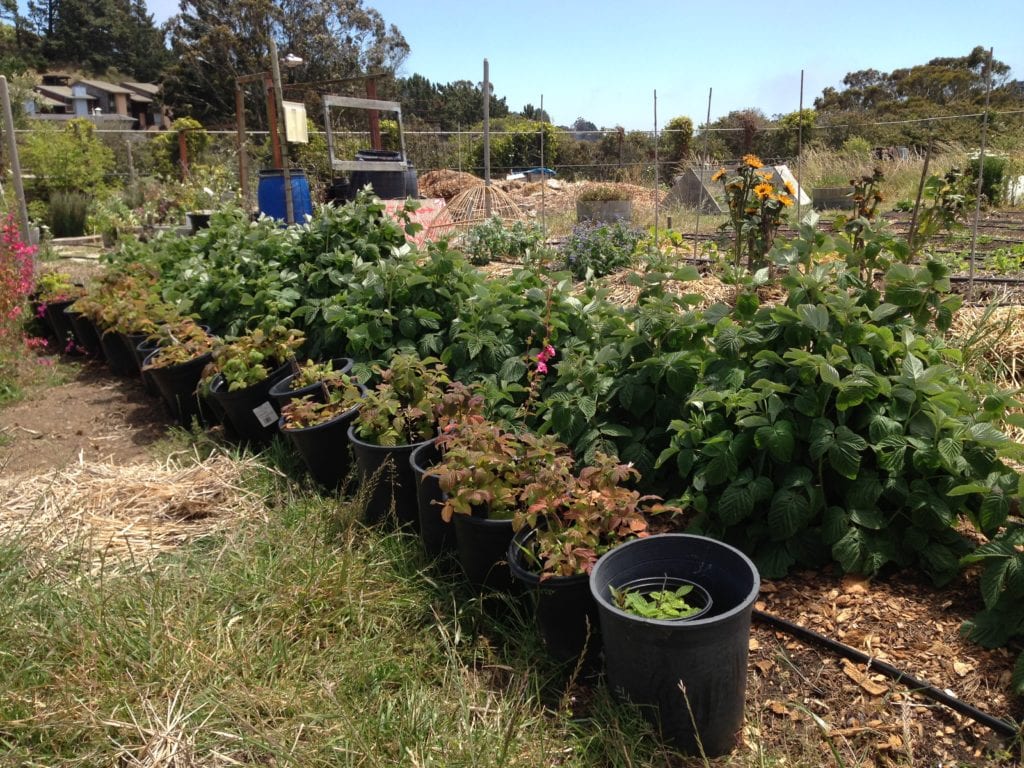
[257,168,313,222]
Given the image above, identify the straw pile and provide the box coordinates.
[418,169,483,200]
[0,452,265,575]
[950,305,1024,385]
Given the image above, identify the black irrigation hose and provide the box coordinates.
[753,609,1020,739]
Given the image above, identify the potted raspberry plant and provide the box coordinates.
[506,453,681,661]
[206,325,304,444]
[279,371,364,489]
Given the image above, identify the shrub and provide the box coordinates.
[461,216,546,265]
[48,191,90,237]
[21,118,114,199]
[577,184,630,202]
[967,155,1007,206]
[563,221,640,280]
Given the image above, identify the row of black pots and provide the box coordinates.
[35,306,759,755]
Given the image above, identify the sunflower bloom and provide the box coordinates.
[784,180,796,195]
[777,194,794,207]
[757,170,773,181]
[743,153,764,168]
[711,167,727,182]
[753,182,773,200]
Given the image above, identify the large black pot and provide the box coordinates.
[453,512,515,592]
[99,330,137,377]
[347,425,427,527]
[267,357,354,410]
[42,298,77,352]
[143,350,214,427]
[131,335,161,397]
[64,308,104,359]
[589,534,760,757]
[409,438,454,557]
[279,403,360,490]
[209,363,291,445]
[508,528,601,663]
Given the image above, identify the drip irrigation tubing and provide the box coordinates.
[753,609,1019,738]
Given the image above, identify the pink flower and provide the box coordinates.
[544,345,556,359]
[536,361,548,375]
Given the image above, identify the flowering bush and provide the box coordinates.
[0,215,36,347]
[713,154,794,272]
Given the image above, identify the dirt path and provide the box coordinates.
[0,361,168,477]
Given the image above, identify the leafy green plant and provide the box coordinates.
[563,220,641,279]
[461,216,547,266]
[351,353,454,446]
[141,319,215,368]
[514,453,681,579]
[656,237,1021,584]
[33,270,80,304]
[21,118,114,199]
[48,191,91,238]
[280,378,363,429]
[611,582,703,620]
[578,184,630,202]
[211,325,305,391]
[288,359,352,390]
[431,416,572,522]
[967,155,1007,206]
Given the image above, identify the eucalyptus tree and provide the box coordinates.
[163,0,407,128]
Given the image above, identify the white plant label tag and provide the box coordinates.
[252,401,278,427]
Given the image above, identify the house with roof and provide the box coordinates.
[27,74,166,129]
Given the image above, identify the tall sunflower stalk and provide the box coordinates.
[713,154,795,273]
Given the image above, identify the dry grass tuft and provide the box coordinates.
[104,681,208,768]
[0,451,266,575]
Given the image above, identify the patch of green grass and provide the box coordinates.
[0,463,693,767]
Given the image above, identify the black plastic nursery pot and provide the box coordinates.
[279,405,360,490]
[99,330,138,377]
[43,298,77,351]
[131,336,161,397]
[508,528,601,663]
[64,308,105,359]
[589,534,760,757]
[453,512,515,592]
[409,438,454,557]
[267,357,355,410]
[209,364,291,445]
[144,350,214,428]
[347,425,427,528]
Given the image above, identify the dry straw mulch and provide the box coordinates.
[0,452,266,575]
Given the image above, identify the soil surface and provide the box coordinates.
[0,361,167,477]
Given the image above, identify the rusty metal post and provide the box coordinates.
[177,129,189,180]
[235,81,250,210]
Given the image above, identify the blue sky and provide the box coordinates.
[146,0,1022,130]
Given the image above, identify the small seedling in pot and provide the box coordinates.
[611,582,702,620]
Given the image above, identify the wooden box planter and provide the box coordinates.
[576,199,633,223]
[811,186,855,211]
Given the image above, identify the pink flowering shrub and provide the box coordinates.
[0,215,36,348]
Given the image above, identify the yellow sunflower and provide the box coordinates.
[777,194,794,207]
[784,180,796,196]
[711,167,727,182]
[754,182,773,200]
[757,170,773,181]
[743,153,764,169]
